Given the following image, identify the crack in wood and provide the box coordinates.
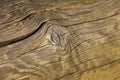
[0,18,47,48]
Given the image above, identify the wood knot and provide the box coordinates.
[44,21,70,47]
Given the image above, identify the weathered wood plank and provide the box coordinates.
[0,0,120,80]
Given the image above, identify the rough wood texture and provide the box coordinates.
[0,0,120,80]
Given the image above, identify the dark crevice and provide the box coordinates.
[19,14,33,21]
[0,13,36,26]
[0,21,47,48]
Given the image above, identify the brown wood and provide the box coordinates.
[0,0,120,80]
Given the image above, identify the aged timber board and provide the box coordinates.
[0,0,120,80]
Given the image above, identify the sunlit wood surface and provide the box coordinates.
[0,0,120,80]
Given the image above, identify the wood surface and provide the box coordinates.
[0,0,120,80]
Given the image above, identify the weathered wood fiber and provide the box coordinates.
[0,0,120,80]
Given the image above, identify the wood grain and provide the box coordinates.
[0,0,120,80]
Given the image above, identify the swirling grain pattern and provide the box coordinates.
[0,0,120,80]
